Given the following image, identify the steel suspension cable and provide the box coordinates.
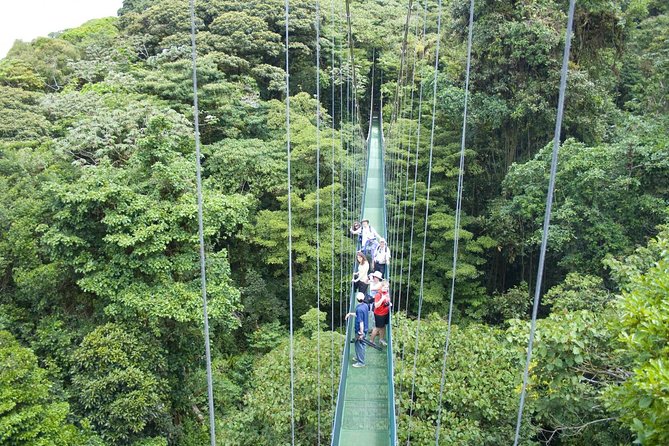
[314,0,322,441]
[434,0,475,442]
[283,0,296,443]
[396,0,429,406]
[351,86,359,220]
[342,13,355,323]
[339,36,347,327]
[346,69,354,226]
[397,0,428,374]
[395,6,424,405]
[393,0,427,310]
[395,10,422,316]
[391,32,419,300]
[390,56,415,253]
[347,77,354,221]
[343,51,350,278]
[343,35,357,224]
[369,49,376,138]
[389,87,406,289]
[388,0,413,196]
[344,0,368,218]
[513,0,576,443]
[347,67,355,267]
[353,92,364,218]
[329,0,337,414]
[386,0,414,152]
[187,2,216,445]
[387,0,415,241]
[406,0,444,441]
[400,0,428,312]
[396,86,423,401]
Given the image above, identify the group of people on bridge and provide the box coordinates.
[345,219,392,368]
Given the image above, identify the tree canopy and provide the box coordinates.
[0,0,667,444]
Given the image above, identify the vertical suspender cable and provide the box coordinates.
[348,67,356,222]
[284,0,296,443]
[388,63,405,291]
[389,0,414,252]
[340,36,346,326]
[330,0,337,413]
[369,50,375,139]
[346,68,357,221]
[397,0,427,403]
[346,69,353,222]
[386,0,413,159]
[347,76,354,220]
[400,0,428,318]
[339,0,352,324]
[314,0,322,441]
[345,0,367,218]
[394,12,420,308]
[434,0,475,443]
[188,2,216,445]
[398,0,427,319]
[406,0,443,441]
[513,0,576,444]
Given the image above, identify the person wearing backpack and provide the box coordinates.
[359,219,380,262]
[373,238,391,278]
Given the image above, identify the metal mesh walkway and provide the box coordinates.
[331,118,397,445]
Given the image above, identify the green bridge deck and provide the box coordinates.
[331,118,397,445]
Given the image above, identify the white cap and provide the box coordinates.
[356,292,365,301]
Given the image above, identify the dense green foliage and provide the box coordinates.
[0,0,667,444]
[220,309,343,445]
[0,330,94,445]
[383,0,668,443]
[605,226,669,444]
[394,314,535,444]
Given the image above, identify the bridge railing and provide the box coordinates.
[379,107,398,446]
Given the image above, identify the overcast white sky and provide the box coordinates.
[0,0,124,59]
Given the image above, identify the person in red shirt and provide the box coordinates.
[370,280,391,347]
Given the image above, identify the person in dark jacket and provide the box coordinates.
[349,221,362,244]
[345,292,369,367]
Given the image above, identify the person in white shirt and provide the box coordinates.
[351,251,370,294]
[367,270,383,308]
[373,238,391,278]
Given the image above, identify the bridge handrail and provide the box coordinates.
[378,106,398,446]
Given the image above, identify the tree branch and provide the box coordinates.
[540,417,617,444]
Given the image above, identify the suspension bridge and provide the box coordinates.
[184,0,579,442]
[331,116,398,445]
